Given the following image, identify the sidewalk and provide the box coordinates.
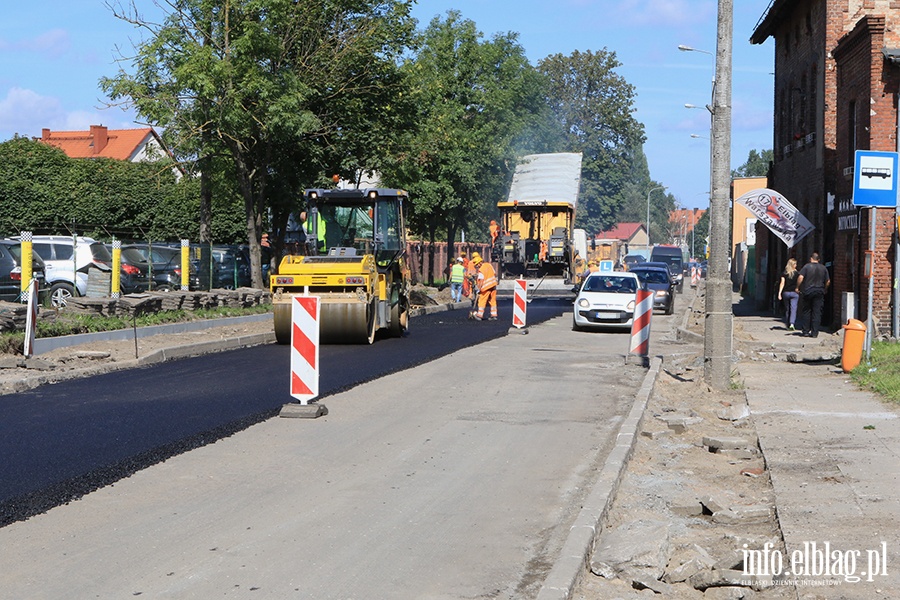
[734,297,900,598]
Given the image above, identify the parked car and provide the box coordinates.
[121,244,200,291]
[106,245,151,294]
[19,235,112,307]
[0,240,47,303]
[629,265,675,315]
[572,271,641,331]
[210,245,252,289]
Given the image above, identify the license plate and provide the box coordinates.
[594,311,620,320]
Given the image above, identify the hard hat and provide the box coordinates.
[472,252,481,260]
[456,257,463,263]
[473,255,483,265]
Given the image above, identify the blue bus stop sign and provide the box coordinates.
[853,150,899,208]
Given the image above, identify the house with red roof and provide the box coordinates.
[596,222,648,248]
[37,125,169,163]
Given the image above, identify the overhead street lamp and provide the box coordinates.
[678,44,713,56]
[646,186,665,248]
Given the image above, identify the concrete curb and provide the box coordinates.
[137,332,276,366]
[32,312,274,355]
[536,355,663,600]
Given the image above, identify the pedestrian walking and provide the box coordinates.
[472,254,498,320]
[777,257,800,330]
[797,252,830,338]
[449,257,466,303]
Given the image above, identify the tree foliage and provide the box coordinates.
[380,11,546,248]
[0,137,208,240]
[538,49,646,235]
[732,149,773,178]
[102,0,416,286]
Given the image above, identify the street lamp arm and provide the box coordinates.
[646,185,666,246]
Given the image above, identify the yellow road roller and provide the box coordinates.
[270,188,411,344]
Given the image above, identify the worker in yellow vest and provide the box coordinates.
[449,257,466,303]
[472,254,498,320]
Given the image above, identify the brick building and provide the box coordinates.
[752,0,900,336]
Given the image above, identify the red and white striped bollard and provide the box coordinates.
[512,279,527,329]
[628,289,653,364]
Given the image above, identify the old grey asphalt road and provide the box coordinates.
[0,313,652,599]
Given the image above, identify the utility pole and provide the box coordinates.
[705,0,733,388]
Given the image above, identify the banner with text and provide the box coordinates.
[735,188,815,248]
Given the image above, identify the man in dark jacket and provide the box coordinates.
[797,252,830,338]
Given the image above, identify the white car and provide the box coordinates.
[20,235,112,306]
[572,271,640,331]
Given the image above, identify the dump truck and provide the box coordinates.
[270,188,411,344]
[496,152,583,281]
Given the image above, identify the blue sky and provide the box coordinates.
[0,0,774,209]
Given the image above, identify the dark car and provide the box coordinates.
[623,254,646,270]
[0,241,47,302]
[121,244,200,291]
[649,245,686,291]
[629,265,675,315]
[106,245,152,294]
[210,245,252,289]
[642,261,680,286]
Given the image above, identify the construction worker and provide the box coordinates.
[539,239,548,262]
[489,220,499,244]
[472,254,498,320]
[573,251,586,285]
[449,256,466,303]
[464,252,478,299]
[588,260,599,274]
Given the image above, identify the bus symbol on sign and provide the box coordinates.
[853,150,899,207]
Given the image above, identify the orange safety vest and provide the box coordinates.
[477,261,498,292]
[489,222,499,242]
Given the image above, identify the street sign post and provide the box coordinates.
[853,150,899,208]
[852,150,899,359]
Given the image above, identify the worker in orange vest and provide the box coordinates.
[463,252,478,298]
[539,239,548,261]
[489,220,499,243]
[472,254,498,320]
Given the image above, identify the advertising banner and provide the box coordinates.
[735,188,814,248]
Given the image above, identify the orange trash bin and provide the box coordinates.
[841,319,866,373]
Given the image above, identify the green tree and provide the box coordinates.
[538,49,646,235]
[690,209,710,258]
[0,137,202,239]
[102,0,416,287]
[732,149,773,178]
[381,11,546,261]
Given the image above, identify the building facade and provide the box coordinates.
[752,0,899,336]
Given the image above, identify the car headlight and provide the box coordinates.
[627,300,635,311]
[655,290,668,297]
[577,298,590,308]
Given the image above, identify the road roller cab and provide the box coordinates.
[270,188,411,344]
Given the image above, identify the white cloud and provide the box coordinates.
[21,29,71,58]
[0,87,65,137]
[0,87,138,141]
[0,28,71,59]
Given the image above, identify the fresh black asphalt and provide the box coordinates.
[0,299,570,527]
